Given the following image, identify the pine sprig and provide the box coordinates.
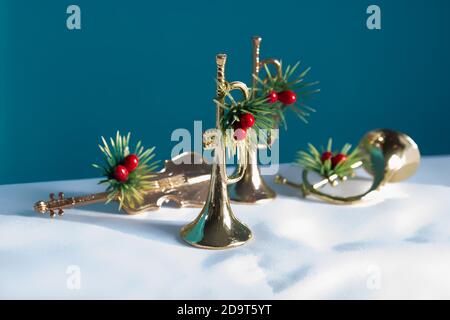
[217,95,281,135]
[295,138,361,180]
[92,131,160,210]
[254,61,319,126]
[215,81,281,149]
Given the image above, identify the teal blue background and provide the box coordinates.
[1,0,449,184]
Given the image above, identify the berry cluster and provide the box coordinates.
[227,89,298,142]
[267,90,297,106]
[94,132,159,210]
[113,154,139,182]
[233,113,255,141]
[321,151,347,169]
[295,139,360,180]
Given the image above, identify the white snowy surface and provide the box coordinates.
[1,156,450,299]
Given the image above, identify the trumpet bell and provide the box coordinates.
[228,148,276,203]
[180,210,252,249]
[180,157,252,249]
[359,129,420,184]
[180,193,252,249]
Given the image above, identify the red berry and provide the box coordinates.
[233,128,247,141]
[114,165,129,182]
[331,153,347,168]
[124,154,139,172]
[267,91,278,103]
[239,113,255,129]
[278,90,297,105]
[321,151,333,162]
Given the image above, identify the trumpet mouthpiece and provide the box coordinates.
[252,36,262,44]
[216,53,227,65]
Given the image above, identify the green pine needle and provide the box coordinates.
[217,82,281,151]
[93,131,160,210]
[253,61,319,127]
[295,139,362,179]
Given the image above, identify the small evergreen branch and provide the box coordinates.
[295,138,362,180]
[92,131,160,210]
[254,61,320,126]
[218,95,281,134]
[216,81,281,150]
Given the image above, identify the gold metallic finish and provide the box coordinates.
[228,146,276,203]
[34,191,108,217]
[125,152,211,213]
[275,129,421,205]
[259,58,283,80]
[229,36,281,204]
[34,152,211,217]
[251,36,283,93]
[251,36,262,96]
[180,54,252,250]
[275,161,361,191]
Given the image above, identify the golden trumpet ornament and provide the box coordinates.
[180,54,252,249]
[275,129,421,204]
[228,36,282,204]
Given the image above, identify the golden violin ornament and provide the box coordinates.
[275,129,421,204]
[34,152,211,216]
[180,54,252,249]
